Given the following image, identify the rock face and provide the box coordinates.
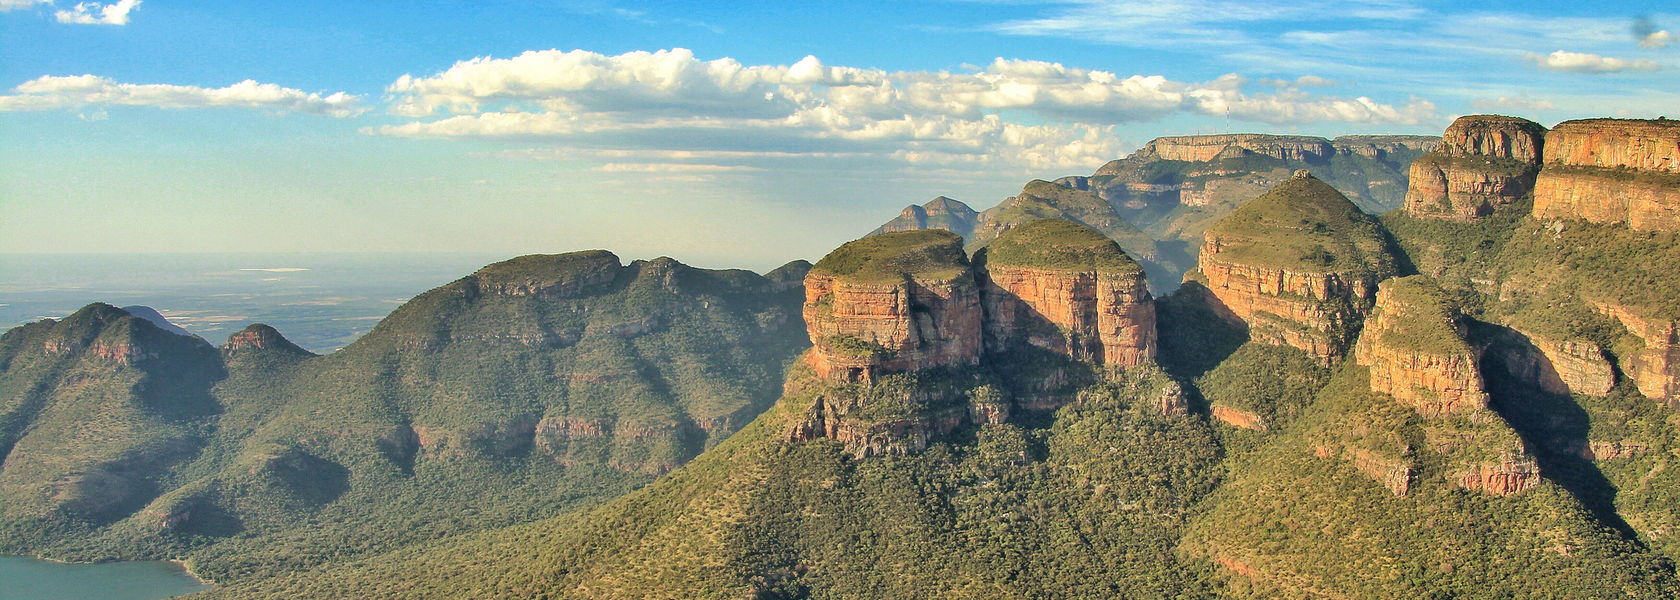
[1355,279,1489,417]
[1137,134,1335,163]
[1194,172,1396,359]
[1404,115,1546,220]
[223,323,312,357]
[1532,119,1680,232]
[803,230,983,383]
[1497,328,1616,397]
[1343,277,1538,496]
[975,219,1156,367]
[1592,301,1679,402]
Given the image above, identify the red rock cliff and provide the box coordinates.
[1404,115,1545,220]
[1354,279,1490,417]
[976,219,1156,367]
[802,231,982,383]
[1531,118,1680,232]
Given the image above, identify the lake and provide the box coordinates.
[0,556,209,599]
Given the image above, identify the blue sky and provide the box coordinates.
[1,1,1675,269]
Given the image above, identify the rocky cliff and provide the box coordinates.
[1193,171,1397,359]
[975,219,1156,367]
[802,230,982,383]
[1354,277,1490,417]
[1345,277,1539,496]
[1593,301,1679,402]
[1404,115,1546,220]
[1532,118,1680,232]
[1134,134,1335,163]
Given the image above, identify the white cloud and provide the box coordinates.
[55,0,139,25]
[0,75,364,116]
[0,0,51,11]
[1523,50,1661,73]
[1469,95,1557,112]
[1640,30,1673,49]
[375,49,1435,173]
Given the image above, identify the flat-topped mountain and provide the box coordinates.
[1404,114,1546,220]
[1191,170,1399,359]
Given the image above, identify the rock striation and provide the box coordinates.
[975,219,1156,367]
[1592,301,1679,403]
[1355,278,1490,417]
[1404,115,1546,220]
[1532,118,1680,232]
[1193,171,1397,359]
[802,230,982,383]
[1494,328,1616,397]
[1340,277,1539,496]
[791,223,1165,457]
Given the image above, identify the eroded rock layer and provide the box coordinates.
[1194,172,1395,359]
[1404,115,1545,220]
[1532,119,1680,232]
[976,219,1156,366]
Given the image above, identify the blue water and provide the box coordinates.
[0,556,209,599]
[0,253,505,353]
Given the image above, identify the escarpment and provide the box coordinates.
[802,230,983,383]
[1193,171,1398,359]
[1330,275,1538,494]
[1533,118,1680,232]
[1404,115,1546,220]
[975,219,1156,367]
[1355,278,1490,417]
[792,225,1164,457]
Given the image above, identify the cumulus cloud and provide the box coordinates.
[55,0,139,25]
[1524,50,1661,73]
[377,49,1436,172]
[0,75,364,116]
[1640,30,1673,50]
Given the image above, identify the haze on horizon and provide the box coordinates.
[1,0,1675,271]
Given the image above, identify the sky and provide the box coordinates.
[1,1,1676,271]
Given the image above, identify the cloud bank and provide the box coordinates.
[0,75,364,116]
[374,48,1436,172]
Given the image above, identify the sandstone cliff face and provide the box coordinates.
[1197,247,1373,359]
[1354,283,1489,417]
[1496,328,1616,397]
[1593,301,1679,402]
[803,272,983,383]
[1192,172,1395,359]
[1532,119,1680,232]
[1341,277,1538,496]
[1403,115,1545,220]
[978,265,1155,367]
[1138,134,1335,163]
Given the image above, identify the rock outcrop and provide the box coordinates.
[1495,327,1616,397]
[1592,301,1679,402]
[1404,115,1546,220]
[1194,171,1397,359]
[223,323,312,357]
[1340,277,1539,496]
[1532,118,1680,232]
[1135,134,1335,163]
[975,219,1156,367]
[1355,278,1489,417]
[803,230,982,383]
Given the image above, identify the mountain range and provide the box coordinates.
[1,116,1676,598]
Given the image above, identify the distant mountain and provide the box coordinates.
[0,252,811,584]
[119,305,198,338]
[869,132,1436,295]
[871,196,981,240]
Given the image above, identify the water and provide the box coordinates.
[0,253,506,353]
[0,556,209,599]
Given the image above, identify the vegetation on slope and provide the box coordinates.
[811,229,970,283]
[980,218,1142,275]
[1203,174,1398,281]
